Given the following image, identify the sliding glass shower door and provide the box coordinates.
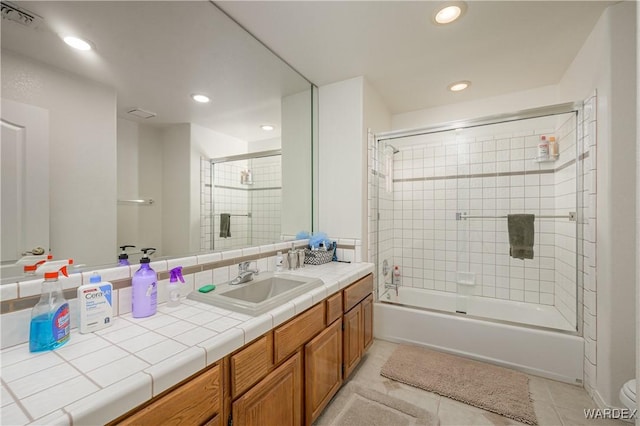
[375,105,581,333]
[202,150,282,251]
[453,112,579,330]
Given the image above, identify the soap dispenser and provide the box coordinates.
[288,243,298,270]
[132,248,157,318]
[118,245,135,266]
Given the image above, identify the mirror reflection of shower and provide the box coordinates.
[201,150,282,251]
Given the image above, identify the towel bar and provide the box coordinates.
[456,212,576,221]
[220,213,252,218]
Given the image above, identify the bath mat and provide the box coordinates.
[380,345,537,425]
[313,382,438,426]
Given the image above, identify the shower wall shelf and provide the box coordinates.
[533,155,559,163]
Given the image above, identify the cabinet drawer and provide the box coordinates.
[118,364,220,425]
[231,332,274,399]
[325,292,343,325]
[274,303,325,364]
[343,274,373,312]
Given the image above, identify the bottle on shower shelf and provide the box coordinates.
[548,136,559,158]
[393,266,401,287]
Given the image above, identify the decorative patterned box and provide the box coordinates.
[304,247,335,265]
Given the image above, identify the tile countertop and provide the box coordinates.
[1,262,374,426]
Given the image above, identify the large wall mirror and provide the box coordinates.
[1,1,315,282]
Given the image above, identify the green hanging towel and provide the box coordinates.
[220,213,231,238]
[508,214,535,259]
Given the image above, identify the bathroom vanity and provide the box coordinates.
[109,273,374,426]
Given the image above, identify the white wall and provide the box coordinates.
[385,2,637,408]
[637,3,640,418]
[116,119,163,259]
[191,123,248,253]
[191,123,249,159]
[606,2,637,409]
[282,89,313,236]
[1,51,117,267]
[117,119,140,252]
[162,124,191,256]
[319,77,364,239]
[138,125,164,257]
[363,79,392,262]
[556,2,636,407]
[249,136,281,153]
[393,85,559,131]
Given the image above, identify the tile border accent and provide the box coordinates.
[213,185,282,192]
[393,153,588,184]
[0,243,357,314]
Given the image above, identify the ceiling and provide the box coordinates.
[1,1,611,140]
[217,1,611,115]
[1,1,310,142]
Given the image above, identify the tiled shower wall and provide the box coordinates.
[248,156,282,246]
[200,156,282,251]
[368,97,598,394]
[200,158,213,251]
[389,115,574,307]
[554,113,579,326]
[368,97,597,396]
[211,160,251,251]
[369,112,589,315]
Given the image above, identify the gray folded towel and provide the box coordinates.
[220,213,231,238]
[508,214,535,259]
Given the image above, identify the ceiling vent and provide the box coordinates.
[127,108,157,119]
[1,2,42,28]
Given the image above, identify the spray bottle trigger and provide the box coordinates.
[169,266,185,283]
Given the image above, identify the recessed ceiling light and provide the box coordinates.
[191,94,210,103]
[448,81,471,92]
[63,36,92,51]
[433,2,467,25]
[260,124,275,131]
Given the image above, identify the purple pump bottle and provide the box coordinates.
[118,245,135,266]
[132,248,157,318]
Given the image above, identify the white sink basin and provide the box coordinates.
[187,272,323,316]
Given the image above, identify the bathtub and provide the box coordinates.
[374,287,584,384]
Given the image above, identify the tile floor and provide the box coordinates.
[329,339,630,426]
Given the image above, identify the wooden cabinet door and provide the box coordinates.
[362,294,373,351]
[305,318,342,425]
[232,352,302,426]
[343,304,362,379]
[117,364,221,426]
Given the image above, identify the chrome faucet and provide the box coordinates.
[230,261,259,285]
